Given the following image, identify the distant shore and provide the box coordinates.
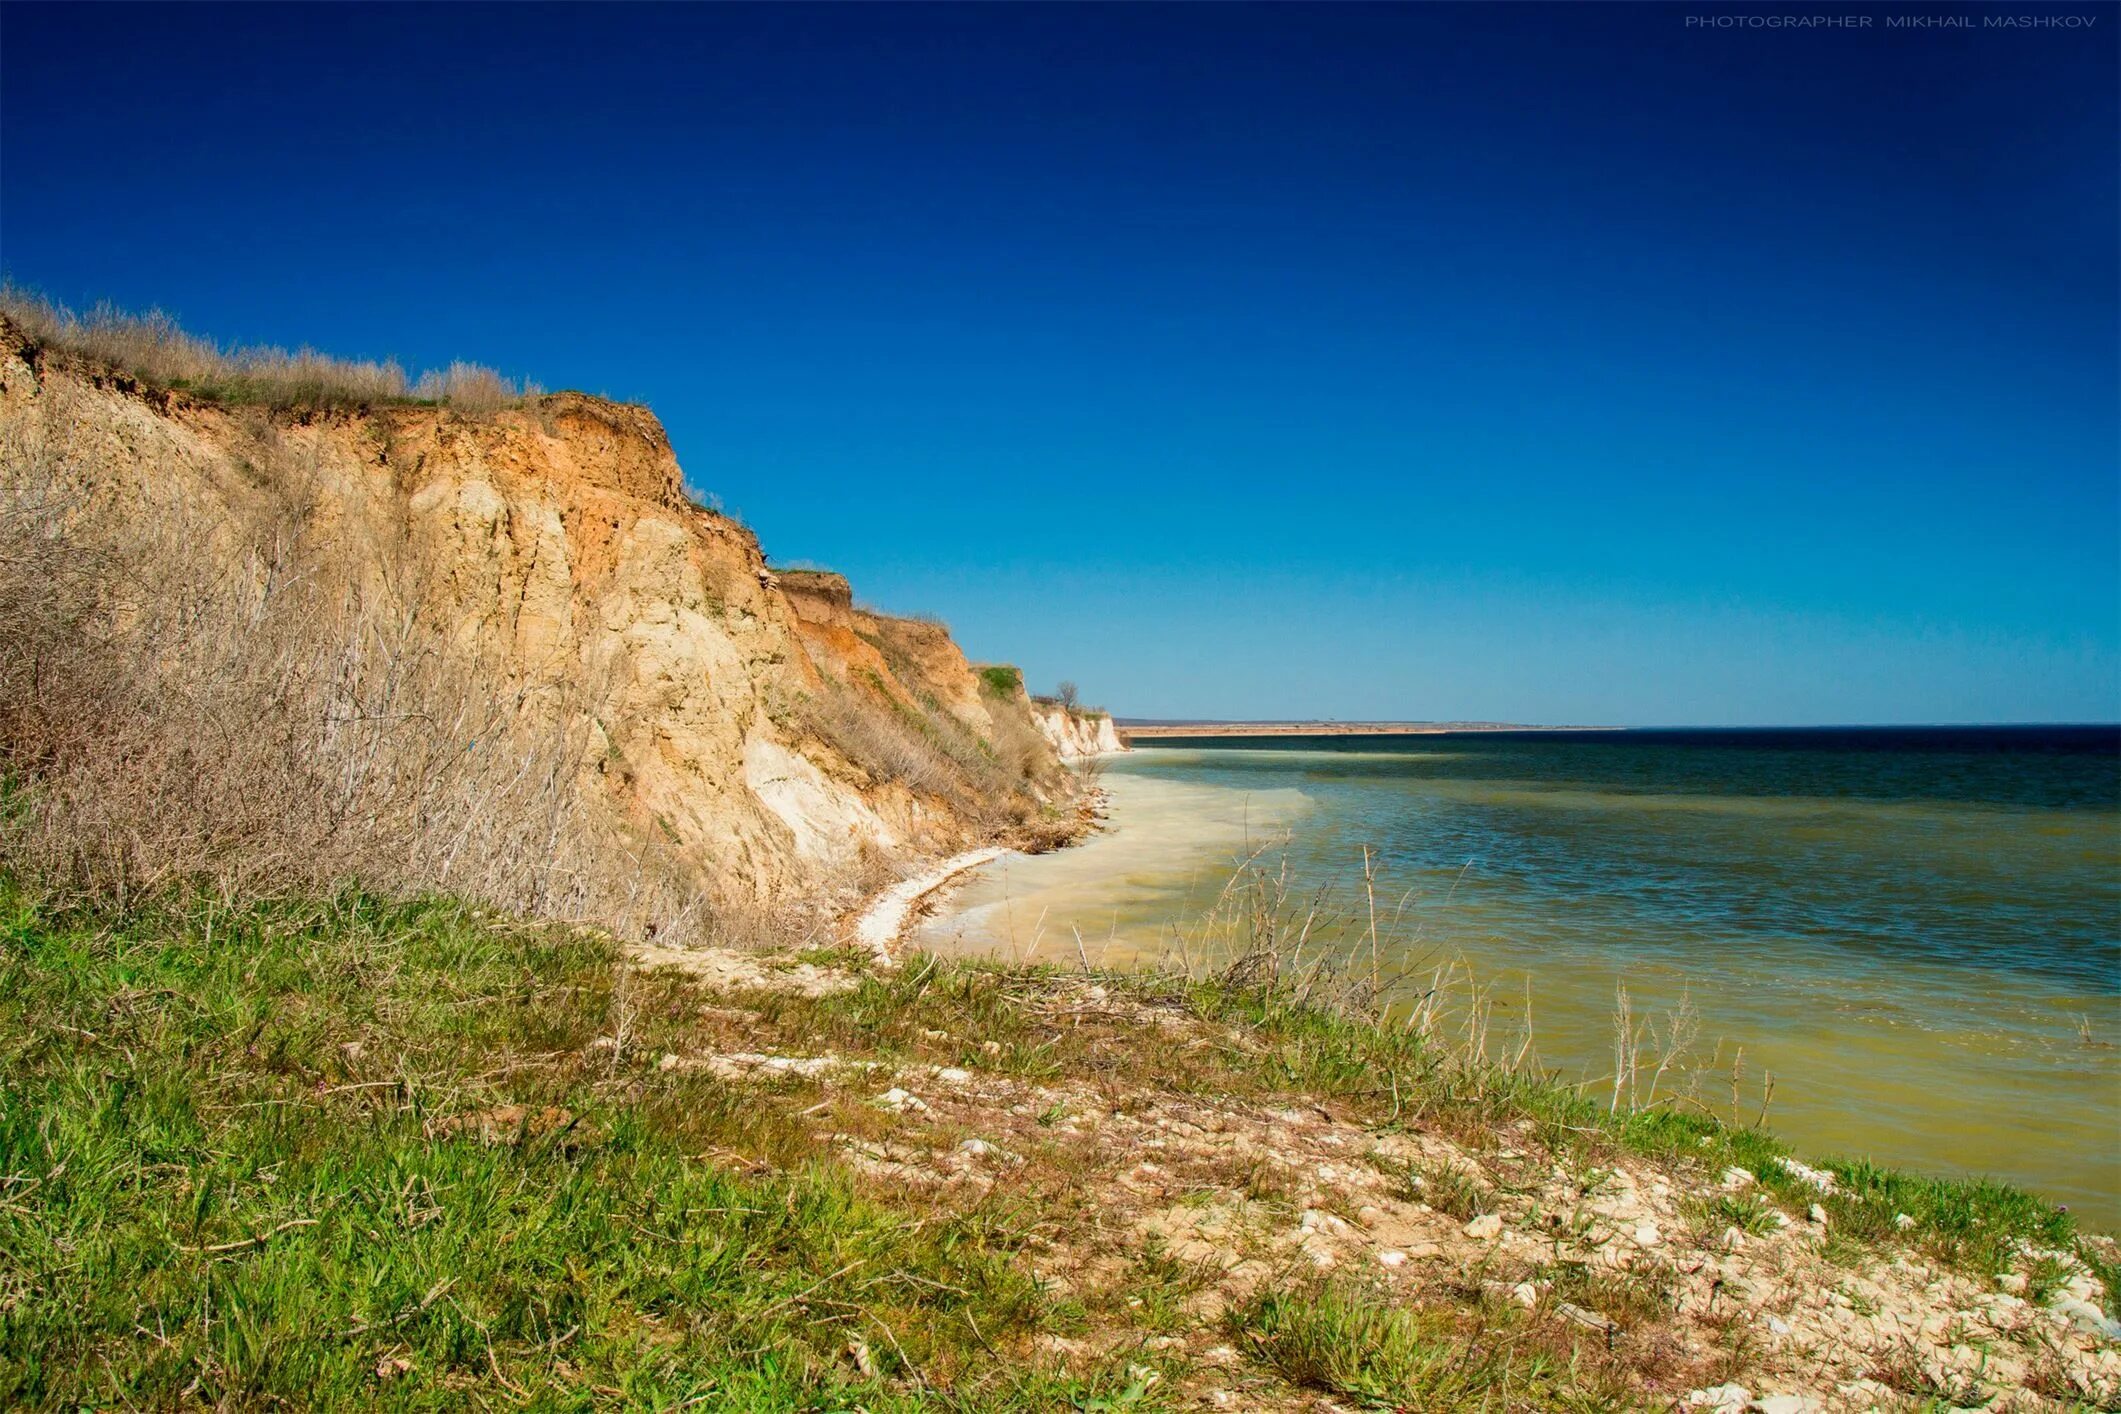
[1116,719,1614,741]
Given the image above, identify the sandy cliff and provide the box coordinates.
[1033,701,1125,757]
[0,314,1114,909]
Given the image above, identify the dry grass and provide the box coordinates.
[0,389,718,944]
[797,671,1059,834]
[0,285,537,412]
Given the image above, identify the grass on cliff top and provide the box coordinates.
[976,665,1024,696]
[1,285,538,413]
[0,883,2096,1411]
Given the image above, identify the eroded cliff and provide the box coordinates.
[0,314,1115,917]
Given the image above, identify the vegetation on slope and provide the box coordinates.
[1,285,536,411]
[977,665,1025,697]
[0,888,1129,1410]
[4,879,2112,1411]
[0,394,718,941]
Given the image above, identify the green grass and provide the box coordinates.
[1690,1190,1783,1237]
[1229,1280,1627,1411]
[976,665,1024,696]
[747,954,2089,1281]
[0,880,2096,1409]
[159,374,437,412]
[1404,1161,1492,1220]
[0,887,1163,1411]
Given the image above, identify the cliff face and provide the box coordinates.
[1033,703,1126,758]
[0,316,1117,908]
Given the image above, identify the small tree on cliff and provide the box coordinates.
[1055,680,1080,711]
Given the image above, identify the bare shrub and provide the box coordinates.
[412,360,538,414]
[983,690,1053,788]
[0,285,532,413]
[0,401,718,943]
[800,679,961,803]
[797,674,1055,832]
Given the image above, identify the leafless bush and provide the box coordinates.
[0,405,718,943]
[413,360,538,414]
[800,679,960,802]
[986,697,1054,789]
[797,675,1053,831]
[0,285,532,412]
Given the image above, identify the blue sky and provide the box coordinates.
[4,3,2114,724]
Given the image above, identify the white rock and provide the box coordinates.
[1776,1157,1837,1194]
[711,1053,851,1079]
[1510,1281,1540,1308]
[1632,1221,1663,1249]
[957,1138,997,1156]
[1766,1315,1792,1336]
[1720,1167,1757,1191]
[932,1066,974,1085]
[1721,1226,1747,1252]
[1750,1396,1821,1414]
[873,1087,927,1113]
[1894,1212,1916,1230]
[1808,1204,1828,1226]
[1464,1213,1504,1241]
[658,1052,681,1071]
[2051,1295,2121,1339]
[1685,1384,1750,1413]
[1377,1249,1408,1268]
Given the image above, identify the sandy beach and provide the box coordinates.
[906,766,1310,966]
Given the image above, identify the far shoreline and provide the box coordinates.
[1117,719,1616,741]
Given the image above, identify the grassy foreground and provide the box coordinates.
[0,883,2109,1410]
[0,888,1109,1410]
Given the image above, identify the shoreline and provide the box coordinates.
[900,744,2121,1229]
[904,768,1315,967]
[850,846,1009,962]
[1119,720,1616,740]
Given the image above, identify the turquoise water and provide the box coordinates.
[919,728,2121,1225]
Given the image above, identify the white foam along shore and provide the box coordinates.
[852,847,1009,961]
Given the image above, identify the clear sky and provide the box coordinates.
[3,3,2115,724]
